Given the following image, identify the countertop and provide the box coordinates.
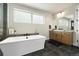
[52,30,74,32]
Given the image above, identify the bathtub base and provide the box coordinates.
[0,38,45,56]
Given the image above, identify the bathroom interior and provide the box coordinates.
[0,3,79,56]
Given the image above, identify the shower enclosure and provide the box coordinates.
[0,3,7,41]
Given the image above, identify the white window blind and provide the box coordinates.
[13,8,44,24]
[33,14,44,24]
[14,9,31,23]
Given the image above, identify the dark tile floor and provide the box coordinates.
[0,49,3,56]
[24,40,79,56]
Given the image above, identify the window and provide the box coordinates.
[13,8,44,24]
[14,9,31,23]
[33,14,44,24]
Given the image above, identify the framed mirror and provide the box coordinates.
[57,17,70,30]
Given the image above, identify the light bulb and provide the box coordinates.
[57,13,61,18]
[62,12,65,16]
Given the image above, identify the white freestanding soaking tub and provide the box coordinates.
[0,35,46,56]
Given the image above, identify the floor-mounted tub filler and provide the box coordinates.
[0,35,46,56]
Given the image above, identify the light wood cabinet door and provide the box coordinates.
[49,31,52,39]
[62,32,72,45]
[56,31,62,42]
[49,31,55,40]
[52,31,56,40]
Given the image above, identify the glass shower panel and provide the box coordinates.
[0,4,3,38]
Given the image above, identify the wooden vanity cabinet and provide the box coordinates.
[49,31,73,45]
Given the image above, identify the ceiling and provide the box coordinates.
[20,3,77,14]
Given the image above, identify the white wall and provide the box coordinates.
[7,3,54,39]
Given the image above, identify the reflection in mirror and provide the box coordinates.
[57,17,71,30]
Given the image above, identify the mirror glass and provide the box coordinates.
[57,17,71,30]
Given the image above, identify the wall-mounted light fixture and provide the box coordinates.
[57,12,65,18]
